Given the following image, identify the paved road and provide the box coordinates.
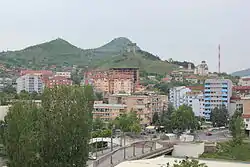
[196,130,230,142]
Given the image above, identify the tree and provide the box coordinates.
[170,105,199,133]
[93,117,105,131]
[3,85,94,167]
[165,158,208,167]
[210,105,229,127]
[152,112,160,125]
[114,111,141,133]
[95,92,103,101]
[229,111,245,146]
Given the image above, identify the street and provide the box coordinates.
[196,130,230,142]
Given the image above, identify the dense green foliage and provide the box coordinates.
[201,142,250,161]
[229,111,245,145]
[0,37,177,74]
[114,111,141,133]
[210,106,229,127]
[154,104,199,133]
[165,159,207,167]
[1,86,94,167]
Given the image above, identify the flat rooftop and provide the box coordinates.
[115,156,250,167]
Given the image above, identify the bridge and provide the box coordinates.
[92,139,175,167]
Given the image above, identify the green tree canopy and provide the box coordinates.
[2,85,94,167]
[210,105,229,127]
[114,111,141,133]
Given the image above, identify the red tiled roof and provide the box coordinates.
[243,114,250,118]
[162,77,170,81]
[242,78,250,81]
[20,70,53,76]
[187,86,204,91]
[233,86,250,91]
[185,75,197,79]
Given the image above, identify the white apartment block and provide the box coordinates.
[16,74,44,93]
[169,86,191,109]
[55,72,71,78]
[185,92,204,117]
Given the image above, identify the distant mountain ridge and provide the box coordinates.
[0,37,177,74]
[231,68,250,77]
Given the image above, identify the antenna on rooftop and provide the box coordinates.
[218,44,221,74]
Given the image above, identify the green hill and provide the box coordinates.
[0,37,177,74]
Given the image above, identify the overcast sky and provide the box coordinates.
[0,0,249,73]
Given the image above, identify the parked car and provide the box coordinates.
[206,132,212,136]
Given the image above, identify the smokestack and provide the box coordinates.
[218,44,221,73]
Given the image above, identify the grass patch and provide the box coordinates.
[201,141,250,161]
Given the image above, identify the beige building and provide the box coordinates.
[107,93,168,125]
[242,97,250,133]
[93,102,127,122]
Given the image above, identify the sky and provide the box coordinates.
[0,0,249,73]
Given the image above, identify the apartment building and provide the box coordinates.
[84,68,139,94]
[55,72,71,78]
[185,92,204,117]
[43,76,73,88]
[229,96,243,116]
[109,68,139,94]
[93,102,127,122]
[239,78,250,86]
[16,74,44,93]
[169,86,191,109]
[106,93,168,125]
[242,97,250,135]
[0,77,13,91]
[204,79,233,119]
[233,86,250,97]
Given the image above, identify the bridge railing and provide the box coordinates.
[93,139,173,167]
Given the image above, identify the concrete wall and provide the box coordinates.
[179,134,194,142]
[172,142,204,158]
[0,105,9,120]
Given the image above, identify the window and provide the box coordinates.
[246,118,249,122]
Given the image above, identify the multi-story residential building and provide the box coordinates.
[239,78,250,86]
[232,86,250,97]
[229,96,243,116]
[43,76,73,88]
[194,61,209,76]
[203,79,233,119]
[0,77,13,91]
[185,91,204,117]
[16,74,44,93]
[55,72,71,78]
[169,86,191,109]
[242,97,250,136]
[107,93,168,125]
[84,68,139,94]
[109,68,139,94]
[93,101,127,122]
